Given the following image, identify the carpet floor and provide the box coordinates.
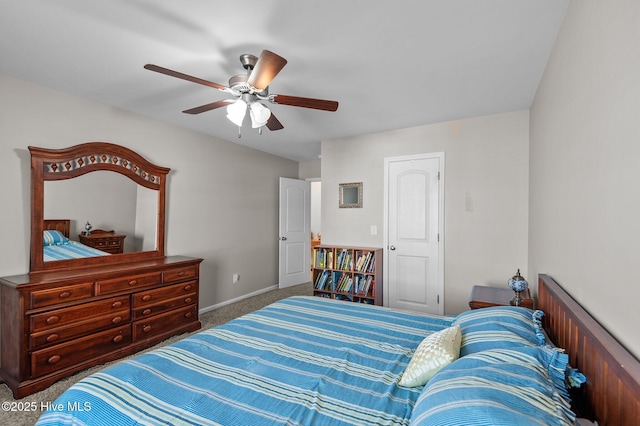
[0,282,312,425]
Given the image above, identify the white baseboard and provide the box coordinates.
[198,284,278,315]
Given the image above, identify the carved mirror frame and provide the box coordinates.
[30,142,170,272]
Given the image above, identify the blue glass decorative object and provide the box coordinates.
[508,269,528,306]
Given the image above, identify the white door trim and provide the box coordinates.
[383,152,445,314]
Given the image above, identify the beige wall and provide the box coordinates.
[0,74,299,310]
[321,110,530,314]
[298,159,321,179]
[529,0,640,359]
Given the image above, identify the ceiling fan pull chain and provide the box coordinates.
[238,127,242,138]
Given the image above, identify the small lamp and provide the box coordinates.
[507,269,528,306]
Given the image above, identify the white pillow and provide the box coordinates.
[398,325,461,387]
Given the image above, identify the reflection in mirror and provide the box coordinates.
[44,171,157,259]
[339,182,363,208]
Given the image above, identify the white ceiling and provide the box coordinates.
[0,0,568,162]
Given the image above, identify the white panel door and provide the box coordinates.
[385,153,444,314]
[279,177,311,288]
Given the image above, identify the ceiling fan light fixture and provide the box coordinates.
[145,49,339,135]
[249,102,271,128]
[226,99,247,127]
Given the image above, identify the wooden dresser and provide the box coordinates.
[0,256,202,398]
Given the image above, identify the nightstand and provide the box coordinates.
[469,285,534,310]
[78,229,126,254]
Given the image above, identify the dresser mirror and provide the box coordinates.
[30,142,169,272]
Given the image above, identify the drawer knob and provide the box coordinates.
[184,312,193,319]
[113,335,123,343]
[183,284,192,291]
[128,279,138,286]
[59,291,71,299]
[112,301,123,309]
[112,316,123,324]
[142,325,152,333]
[46,315,60,325]
[184,297,192,304]
[177,271,185,277]
[142,308,152,316]
[142,295,152,302]
[48,355,61,364]
[46,333,59,343]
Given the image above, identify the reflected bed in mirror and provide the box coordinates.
[43,219,112,261]
[30,142,170,272]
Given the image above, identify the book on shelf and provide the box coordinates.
[312,248,336,269]
[313,270,331,290]
[355,252,374,272]
[355,275,374,296]
[335,294,353,302]
[335,249,354,271]
[337,274,353,292]
[367,255,376,273]
[335,249,344,270]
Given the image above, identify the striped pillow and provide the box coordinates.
[409,346,578,425]
[43,230,69,246]
[453,306,545,356]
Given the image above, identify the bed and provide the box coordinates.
[35,275,640,425]
[43,219,111,261]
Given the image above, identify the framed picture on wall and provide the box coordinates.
[339,182,362,208]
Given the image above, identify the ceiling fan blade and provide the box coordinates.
[271,94,338,112]
[247,50,288,90]
[266,113,284,131]
[183,99,232,114]
[144,64,227,91]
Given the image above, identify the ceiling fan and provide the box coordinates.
[144,50,339,137]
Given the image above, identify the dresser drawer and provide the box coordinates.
[30,309,130,349]
[96,271,162,295]
[31,325,131,378]
[133,280,198,308]
[132,294,196,320]
[94,238,120,246]
[163,265,198,283]
[93,238,122,252]
[133,305,197,342]
[30,296,130,333]
[30,282,94,309]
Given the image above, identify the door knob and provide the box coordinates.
[280,237,287,241]
[389,245,396,250]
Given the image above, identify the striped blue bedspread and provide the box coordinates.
[36,296,453,426]
[43,241,111,261]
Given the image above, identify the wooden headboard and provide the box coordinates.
[44,219,71,238]
[538,274,640,425]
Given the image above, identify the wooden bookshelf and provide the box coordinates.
[312,246,383,305]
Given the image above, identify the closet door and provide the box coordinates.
[384,153,444,314]
[278,177,311,288]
